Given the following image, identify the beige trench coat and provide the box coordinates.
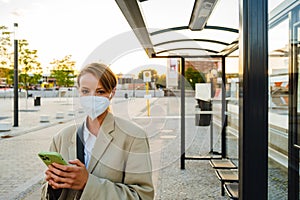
[41,112,154,200]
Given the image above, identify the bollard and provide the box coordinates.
[68,111,75,116]
[40,115,50,123]
[0,122,11,131]
[56,112,64,119]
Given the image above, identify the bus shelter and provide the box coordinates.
[115,0,299,199]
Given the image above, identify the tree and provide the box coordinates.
[185,67,206,90]
[0,27,42,89]
[50,55,76,87]
[0,25,12,67]
[18,39,42,91]
[0,25,13,86]
[156,74,166,88]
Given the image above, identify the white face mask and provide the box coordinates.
[79,96,110,120]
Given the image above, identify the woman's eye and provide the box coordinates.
[96,90,106,95]
[81,89,89,94]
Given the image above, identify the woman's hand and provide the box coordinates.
[45,159,88,190]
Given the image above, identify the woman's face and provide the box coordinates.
[78,73,110,98]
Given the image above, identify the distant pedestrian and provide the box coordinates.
[41,62,154,199]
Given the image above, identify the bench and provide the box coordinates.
[224,182,239,199]
[78,109,85,114]
[215,169,238,195]
[56,112,64,119]
[209,159,237,169]
[40,115,50,123]
[209,159,238,197]
[68,111,75,116]
[0,122,11,131]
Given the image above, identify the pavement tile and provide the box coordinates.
[0,97,289,200]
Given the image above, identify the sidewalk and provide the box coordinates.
[0,121,77,200]
[0,96,226,200]
[0,96,289,199]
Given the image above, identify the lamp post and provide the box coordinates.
[13,23,18,127]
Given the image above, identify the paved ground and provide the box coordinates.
[0,96,288,199]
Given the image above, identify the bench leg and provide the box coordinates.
[221,181,225,196]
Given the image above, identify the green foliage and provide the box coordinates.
[0,25,12,68]
[185,67,206,90]
[0,26,13,86]
[0,24,77,89]
[0,27,42,89]
[19,73,42,86]
[0,68,13,86]
[50,55,76,87]
[18,39,42,90]
[136,67,206,90]
[156,74,166,88]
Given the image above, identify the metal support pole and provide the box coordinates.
[180,57,185,169]
[13,23,18,127]
[288,10,299,200]
[221,56,227,158]
[146,82,150,116]
[210,78,214,153]
[239,0,268,199]
[133,78,135,97]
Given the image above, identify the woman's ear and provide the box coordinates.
[109,88,116,99]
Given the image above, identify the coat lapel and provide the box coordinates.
[87,112,115,173]
[68,127,77,162]
[76,123,85,164]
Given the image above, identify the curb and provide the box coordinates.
[0,115,84,140]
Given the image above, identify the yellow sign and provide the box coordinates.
[143,71,151,82]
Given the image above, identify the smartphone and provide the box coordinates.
[38,151,68,166]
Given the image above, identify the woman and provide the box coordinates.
[41,63,154,200]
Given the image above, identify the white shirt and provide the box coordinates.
[83,120,97,168]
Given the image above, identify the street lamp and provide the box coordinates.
[13,23,18,127]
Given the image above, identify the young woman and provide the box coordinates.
[41,63,154,200]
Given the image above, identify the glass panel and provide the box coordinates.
[268,0,285,13]
[139,0,195,29]
[224,53,239,160]
[140,0,239,55]
[151,29,238,46]
[184,57,224,159]
[268,18,289,199]
[207,0,239,29]
[140,0,239,30]
[150,29,238,56]
[296,22,300,198]
[298,26,300,114]
[154,40,227,54]
[293,22,300,197]
[295,23,300,146]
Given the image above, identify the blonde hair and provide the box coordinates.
[77,63,117,92]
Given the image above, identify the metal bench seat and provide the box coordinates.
[224,182,239,199]
[215,169,239,195]
[209,159,237,169]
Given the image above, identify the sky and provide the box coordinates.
[0,0,286,76]
[0,0,168,75]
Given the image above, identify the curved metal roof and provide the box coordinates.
[115,0,239,58]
